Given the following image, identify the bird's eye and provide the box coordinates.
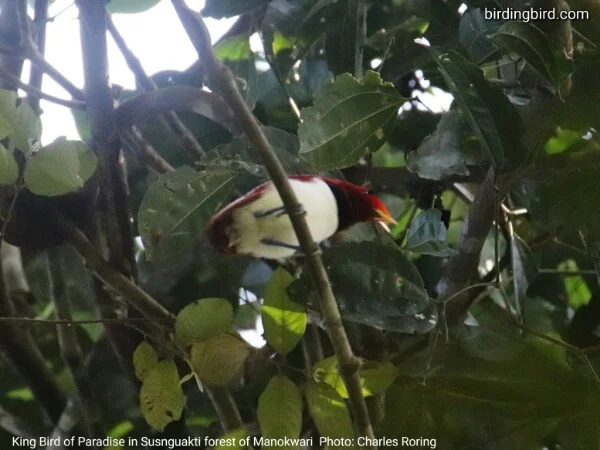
[367,189,374,195]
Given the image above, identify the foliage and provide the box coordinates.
[1,0,600,449]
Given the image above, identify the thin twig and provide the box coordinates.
[121,127,175,174]
[0,66,85,109]
[171,2,376,445]
[0,316,173,325]
[48,247,104,439]
[28,0,49,114]
[55,213,173,320]
[106,14,206,160]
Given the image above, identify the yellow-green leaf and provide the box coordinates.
[133,341,159,382]
[305,380,354,446]
[190,333,251,386]
[0,89,41,153]
[175,298,234,345]
[23,138,97,197]
[213,427,249,450]
[258,375,302,449]
[558,259,592,308]
[0,143,19,185]
[140,359,184,431]
[262,268,306,355]
[313,356,398,398]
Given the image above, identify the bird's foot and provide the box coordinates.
[253,206,288,218]
[260,238,300,251]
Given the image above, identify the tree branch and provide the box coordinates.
[56,214,172,320]
[48,247,104,441]
[107,15,206,160]
[77,0,136,279]
[0,66,86,109]
[121,127,175,174]
[171,2,376,444]
[28,0,48,114]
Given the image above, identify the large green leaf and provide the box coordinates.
[298,71,405,169]
[305,381,354,447]
[205,126,309,175]
[262,268,306,355]
[405,209,457,257]
[0,89,41,153]
[492,21,572,92]
[139,359,184,432]
[429,48,520,169]
[406,109,482,180]
[458,8,501,62]
[312,356,398,399]
[258,375,302,448]
[290,242,436,333]
[175,298,234,346]
[23,138,98,197]
[137,167,240,263]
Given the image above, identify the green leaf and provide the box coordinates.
[0,143,19,184]
[312,357,398,399]
[175,298,234,346]
[214,428,249,450]
[202,0,269,19]
[0,89,41,153]
[190,333,251,386]
[458,9,501,62]
[510,234,536,316]
[525,144,600,239]
[429,48,506,168]
[405,209,457,257]
[545,127,585,155]
[406,110,473,181]
[214,35,252,62]
[205,127,309,175]
[23,138,98,197]
[298,71,404,170]
[258,375,302,448]
[290,242,436,333]
[107,0,162,14]
[262,268,306,355]
[305,380,354,446]
[137,167,240,263]
[558,259,591,308]
[140,359,184,432]
[133,341,159,382]
[492,21,572,92]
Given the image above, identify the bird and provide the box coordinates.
[206,175,396,259]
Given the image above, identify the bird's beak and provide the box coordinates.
[376,208,397,225]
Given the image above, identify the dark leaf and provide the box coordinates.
[298,71,405,170]
[405,209,457,257]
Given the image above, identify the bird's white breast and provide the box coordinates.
[229,178,339,259]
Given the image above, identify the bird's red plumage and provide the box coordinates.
[206,175,392,257]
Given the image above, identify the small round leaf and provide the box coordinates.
[175,298,234,345]
[190,333,250,386]
[23,138,97,197]
[133,341,159,382]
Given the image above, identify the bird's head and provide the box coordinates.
[316,177,397,230]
